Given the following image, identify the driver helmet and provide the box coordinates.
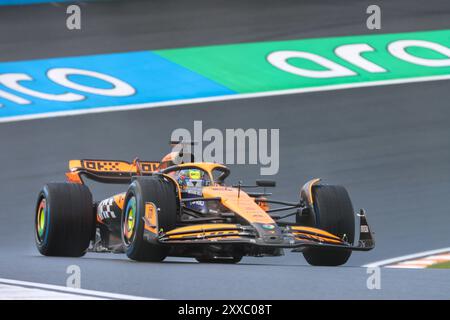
[176,169,208,188]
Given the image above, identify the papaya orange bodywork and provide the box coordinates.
[64,158,367,253]
[113,193,126,210]
[144,202,158,234]
[202,186,275,225]
[65,172,82,184]
[68,159,160,176]
[255,197,270,212]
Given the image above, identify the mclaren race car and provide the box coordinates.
[35,144,374,266]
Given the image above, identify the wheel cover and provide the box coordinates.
[123,196,137,244]
[36,198,46,243]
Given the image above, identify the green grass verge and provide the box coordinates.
[428,261,450,269]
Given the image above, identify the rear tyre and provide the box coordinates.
[35,183,94,257]
[302,185,355,266]
[122,176,177,262]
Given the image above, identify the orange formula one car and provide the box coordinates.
[35,144,374,266]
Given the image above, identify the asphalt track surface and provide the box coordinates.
[1,0,450,299]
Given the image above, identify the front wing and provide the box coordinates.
[157,210,375,252]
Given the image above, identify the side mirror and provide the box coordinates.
[256,180,276,187]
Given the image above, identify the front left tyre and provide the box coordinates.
[122,176,178,262]
[35,183,95,257]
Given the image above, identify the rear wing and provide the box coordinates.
[66,159,160,184]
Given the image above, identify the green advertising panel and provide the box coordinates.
[156,29,450,93]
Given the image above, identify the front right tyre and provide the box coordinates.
[302,185,355,266]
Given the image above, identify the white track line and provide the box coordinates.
[362,247,450,268]
[0,284,105,300]
[1,74,450,124]
[0,278,154,300]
